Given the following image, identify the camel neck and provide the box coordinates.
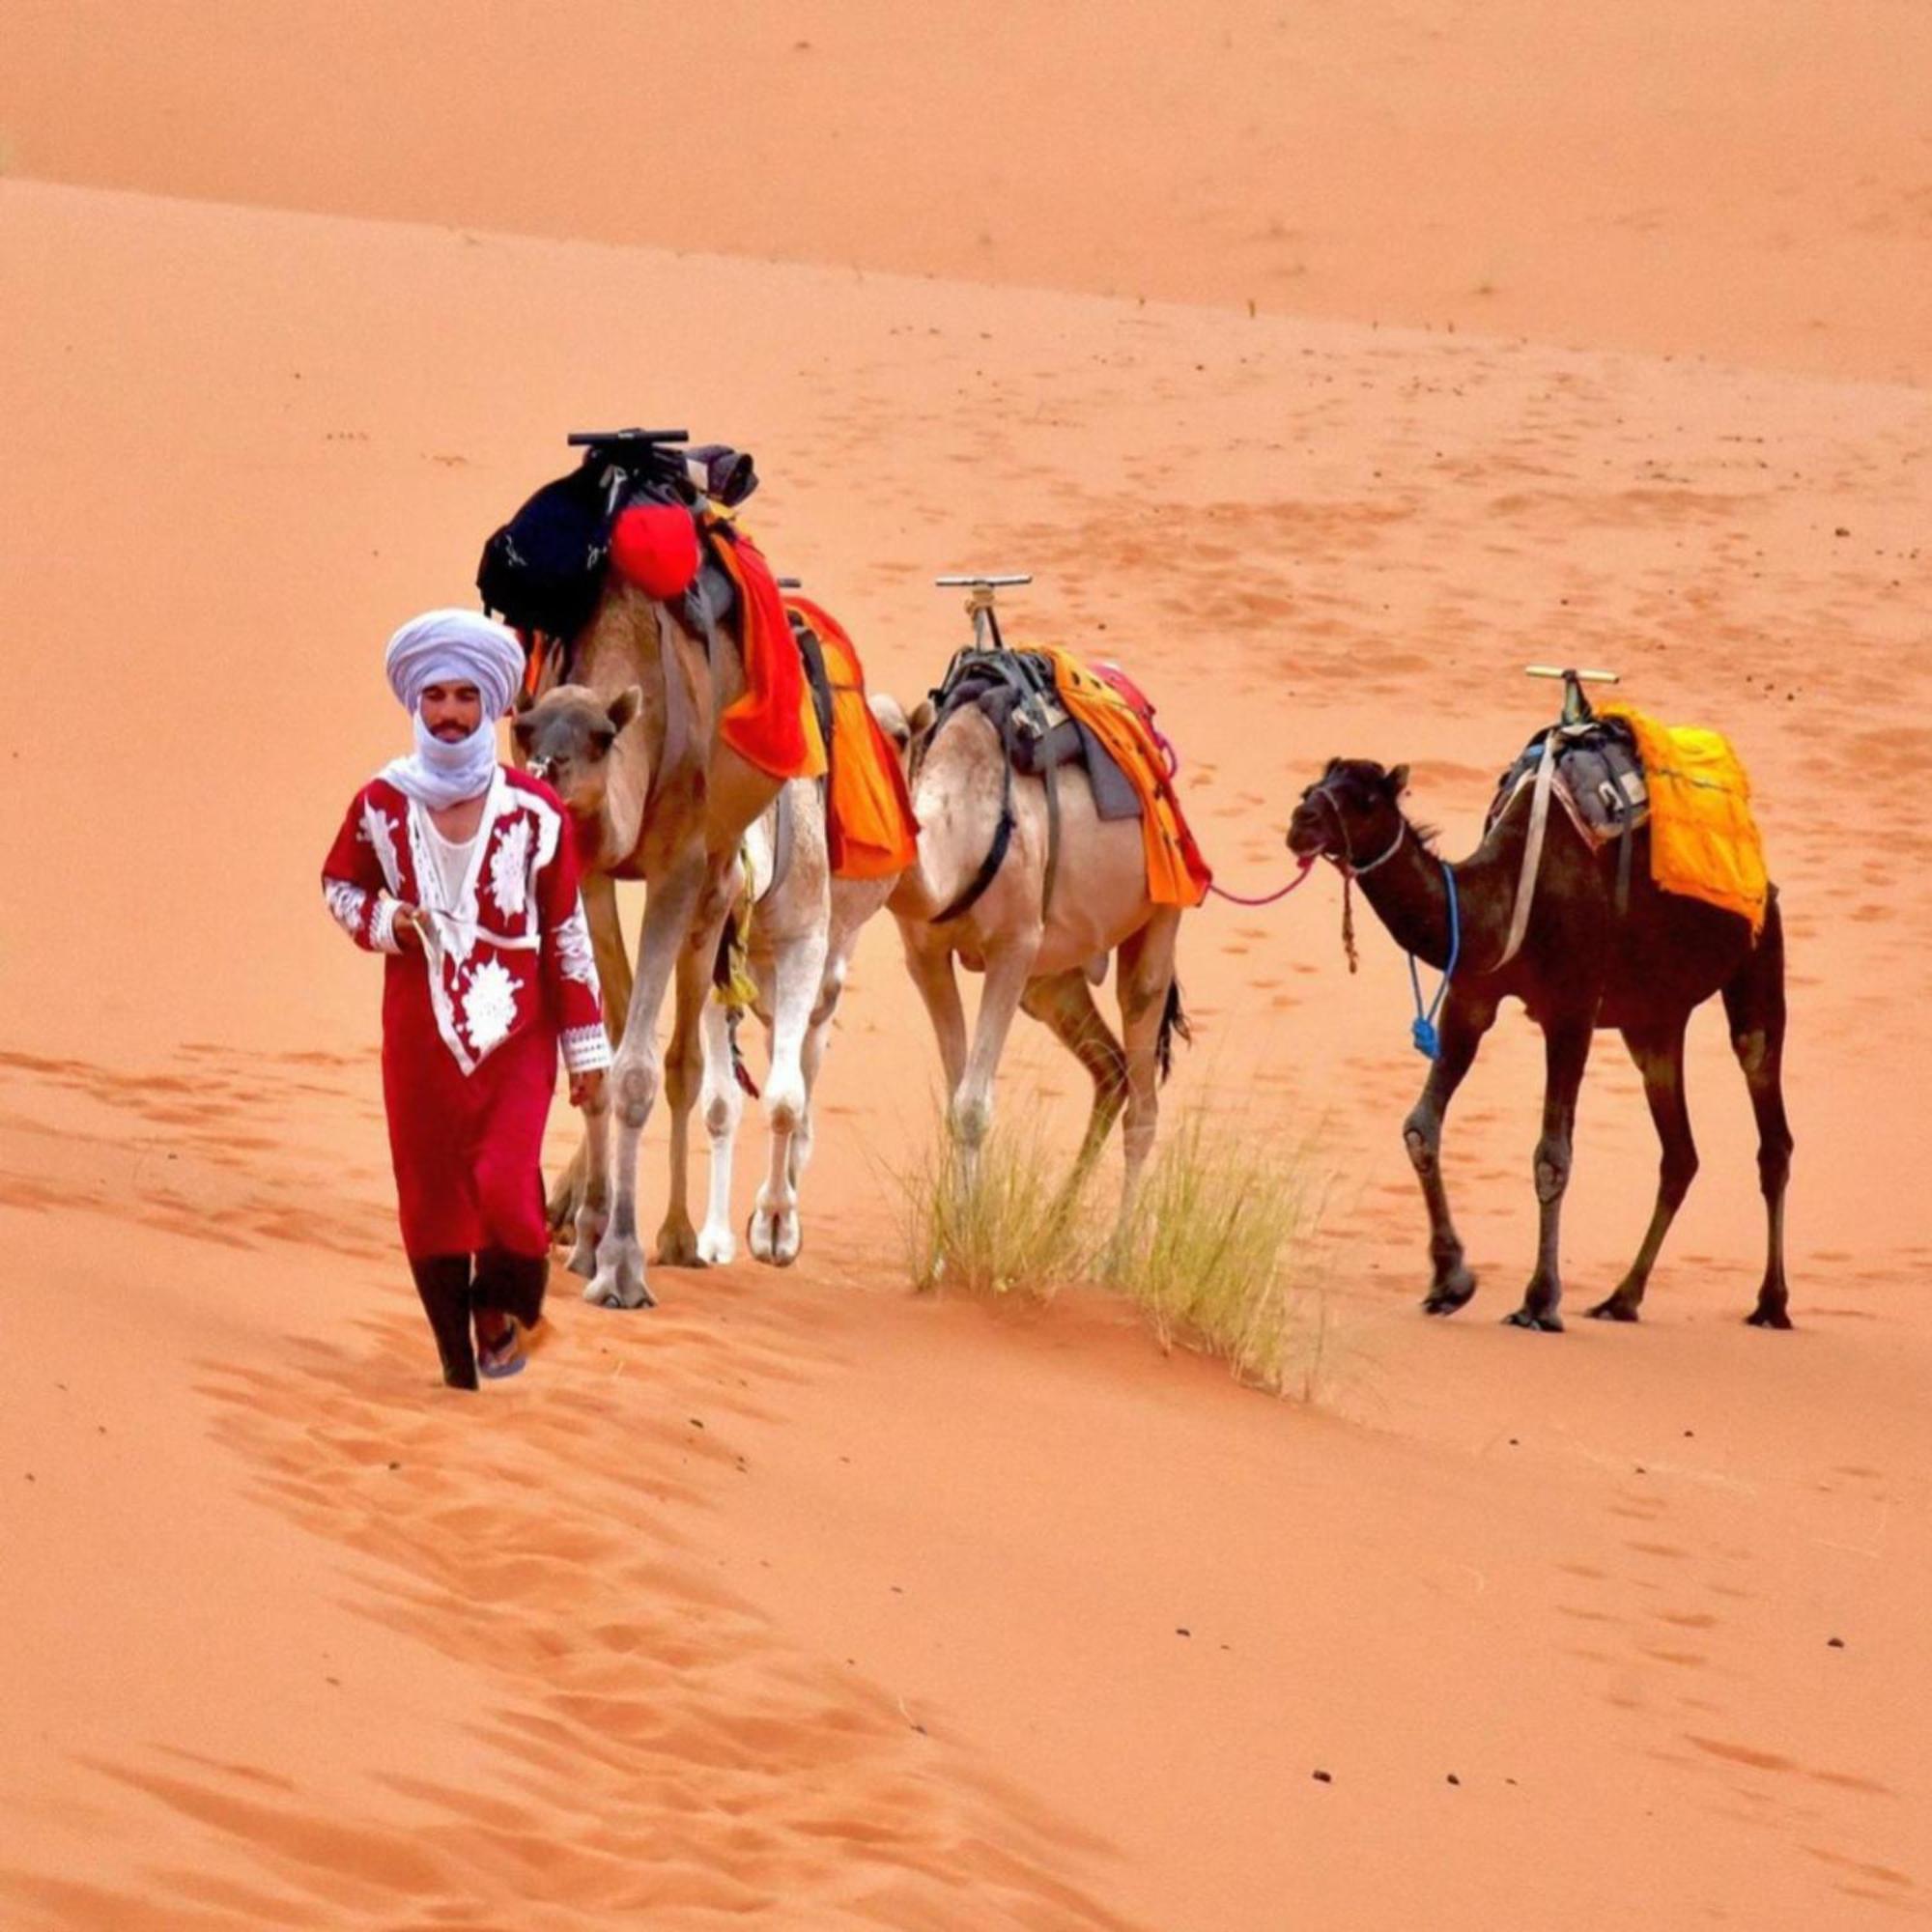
[1354,818,1513,975]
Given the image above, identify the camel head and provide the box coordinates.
[511,682,643,867]
[867,691,916,772]
[1288,758,1410,871]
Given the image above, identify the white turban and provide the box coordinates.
[380,608,526,810]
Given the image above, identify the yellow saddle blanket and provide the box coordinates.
[1598,700,1768,934]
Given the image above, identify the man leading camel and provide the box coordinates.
[321,610,610,1387]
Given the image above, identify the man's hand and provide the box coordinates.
[392,904,426,953]
[570,1068,608,1111]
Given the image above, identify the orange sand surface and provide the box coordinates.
[2,12,1929,1927]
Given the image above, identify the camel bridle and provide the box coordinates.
[1302,776,1406,879]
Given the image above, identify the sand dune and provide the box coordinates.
[2,0,1927,382]
[2,11,1929,1923]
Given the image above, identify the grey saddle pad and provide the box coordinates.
[1489,719,1648,846]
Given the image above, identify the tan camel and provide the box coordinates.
[521,684,903,1272]
[889,687,1188,1215]
[511,582,780,1310]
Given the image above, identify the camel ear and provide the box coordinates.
[1384,764,1410,799]
[608,685,643,733]
[908,697,937,739]
[514,684,534,716]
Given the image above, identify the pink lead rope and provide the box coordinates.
[1091,662,1315,911]
[1207,856,1317,907]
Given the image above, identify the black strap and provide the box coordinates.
[923,647,1057,925]
[790,612,838,812]
[933,753,1015,923]
[1040,753,1062,920]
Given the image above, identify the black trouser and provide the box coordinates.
[408,1249,550,1391]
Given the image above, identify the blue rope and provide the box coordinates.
[1408,863,1461,1060]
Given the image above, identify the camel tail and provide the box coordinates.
[1156,979,1192,1085]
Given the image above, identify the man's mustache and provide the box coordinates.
[429,721,473,740]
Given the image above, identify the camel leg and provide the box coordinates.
[952,929,1042,1185]
[1021,969,1128,1188]
[751,922,830,1266]
[899,927,970,1101]
[1589,1023,1695,1322]
[786,948,848,1194]
[1504,1017,1593,1332]
[587,852,705,1310]
[566,1083,611,1278]
[1725,896,1795,1328]
[696,997,745,1266]
[656,878,735,1266]
[1405,993,1497,1315]
[1115,915,1180,1223]
[548,869,634,1236]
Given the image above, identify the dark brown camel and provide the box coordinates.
[1287,758,1793,1331]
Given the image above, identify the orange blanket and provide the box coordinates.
[785,595,920,880]
[1036,645,1212,908]
[704,521,825,782]
[1598,699,1768,933]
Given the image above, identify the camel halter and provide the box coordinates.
[1302,779,1406,975]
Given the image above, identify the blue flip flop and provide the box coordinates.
[476,1320,526,1379]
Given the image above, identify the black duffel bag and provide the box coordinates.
[477,464,613,640]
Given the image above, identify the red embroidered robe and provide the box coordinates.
[322,768,610,1261]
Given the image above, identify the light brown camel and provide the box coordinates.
[519,683,903,1272]
[511,586,780,1310]
[890,684,1189,1216]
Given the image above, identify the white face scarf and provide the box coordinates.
[384,709,501,811]
[379,609,526,810]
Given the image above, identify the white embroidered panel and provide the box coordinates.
[554,902,600,989]
[462,957,521,1057]
[561,1023,613,1074]
[361,799,404,895]
[488,817,532,919]
[324,878,369,941]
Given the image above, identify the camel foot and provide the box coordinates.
[565,1212,607,1281]
[583,1236,655,1310]
[1586,1292,1641,1323]
[1421,1267,1477,1317]
[1502,1306,1564,1333]
[1746,1303,1794,1330]
[749,1204,802,1268]
[696,1222,738,1267]
[546,1163,589,1239]
[654,1219,705,1269]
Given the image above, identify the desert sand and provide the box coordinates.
[1,8,1928,1926]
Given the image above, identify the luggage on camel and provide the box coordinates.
[478,433,819,784]
[1600,700,1768,933]
[476,431,760,646]
[925,641,1210,910]
[1487,691,1767,934]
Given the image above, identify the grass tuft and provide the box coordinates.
[896,1100,1335,1399]
[899,1117,1086,1300]
[1102,1110,1329,1396]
